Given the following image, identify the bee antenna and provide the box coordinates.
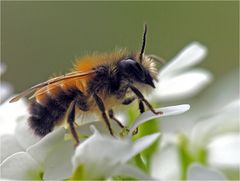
[139,23,147,64]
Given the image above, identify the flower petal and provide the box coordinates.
[207,133,240,168]
[0,82,13,104]
[123,133,161,162]
[14,116,41,149]
[0,99,28,136]
[72,127,160,179]
[0,135,23,163]
[153,69,212,101]
[150,144,181,180]
[0,62,6,75]
[75,120,122,137]
[43,141,75,180]
[72,133,130,179]
[112,164,152,180]
[0,152,42,180]
[187,163,227,180]
[159,42,207,77]
[190,100,239,149]
[129,104,190,133]
[27,128,65,165]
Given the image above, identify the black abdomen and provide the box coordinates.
[29,87,88,137]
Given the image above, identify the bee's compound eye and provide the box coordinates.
[119,59,145,80]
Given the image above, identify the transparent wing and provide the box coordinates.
[9,70,95,103]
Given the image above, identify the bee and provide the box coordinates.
[10,24,164,145]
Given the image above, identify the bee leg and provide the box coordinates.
[67,101,80,146]
[130,100,145,136]
[139,100,145,113]
[108,109,124,128]
[93,93,114,136]
[129,85,163,115]
[122,97,136,105]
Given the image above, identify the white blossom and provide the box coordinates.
[0,98,28,136]
[72,126,159,180]
[150,99,239,180]
[151,42,212,101]
[187,164,227,180]
[0,63,13,103]
[0,104,190,180]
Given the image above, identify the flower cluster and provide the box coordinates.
[1,103,189,180]
[1,42,238,180]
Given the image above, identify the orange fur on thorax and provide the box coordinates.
[35,50,129,103]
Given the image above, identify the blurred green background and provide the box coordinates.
[1,1,239,93]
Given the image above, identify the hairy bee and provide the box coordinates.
[10,25,164,145]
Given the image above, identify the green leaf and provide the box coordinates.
[112,175,138,181]
[195,147,207,165]
[177,134,194,180]
[127,103,161,173]
[134,154,147,172]
[177,134,209,180]
[70,164,84,180]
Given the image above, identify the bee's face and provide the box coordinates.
[118,58,155,88]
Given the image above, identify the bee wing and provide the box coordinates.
[28,76,81,100]
[9,70,96,103]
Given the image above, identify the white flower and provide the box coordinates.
[0,98,35,164]
[207,133,240,169]
[190,99,239,150]
[187,164,227,180]
[151,42,213,101]
[0,63,13,103]
[0,128,71,180]
[0,98,28,136]
[150,67,239,180]
[128,104,190,134]
[1,117,41,163]
[0,104,190,180]
[151,141,181,179]
[150,99,239,180]
[72,126,159,180]
[190,100,240,179]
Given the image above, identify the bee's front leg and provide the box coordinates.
[108,109,124,128]
[122,97,136,105]
[129,84,163,115]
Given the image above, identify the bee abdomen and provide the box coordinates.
[29,88,75,136]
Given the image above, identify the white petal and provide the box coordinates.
[27,128,65,165]
[153,69,212,101]
[73,134,129,179]
[0,62,6,75]
[0,152,42,180]
[207,133,240,168]
[14,117,41,149]
[151,144,181,180]
[72,128,160,179]
[190,100,239,149]
[0,82,13,103]
[75,120,121,136]
[159,42,207,77]
[0,135,23,163]
[187,163,227,180]
[0,98,28,136]
[112,164,152,180]
[44,141,75,180]
[123,133,161,162]
[129,104,190,133]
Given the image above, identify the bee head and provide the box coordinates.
[118,58,155,88]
